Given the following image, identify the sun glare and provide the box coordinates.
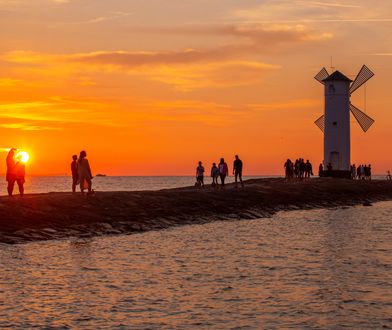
[16,151,30,163]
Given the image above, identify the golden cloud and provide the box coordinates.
[0,98,119,130]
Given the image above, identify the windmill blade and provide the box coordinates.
[314,67,329,84]
[349,65,374,95]
[350,103,375,132]
[314,115,325,133]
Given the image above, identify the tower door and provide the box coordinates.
[330,152,340,170]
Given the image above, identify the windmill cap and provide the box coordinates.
[323,70,352,82]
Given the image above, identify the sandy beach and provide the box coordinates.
[0,178,391,244]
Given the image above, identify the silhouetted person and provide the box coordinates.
[284,159,294,180]
[357,165,361,179]
[299,158,306,179]
[211,162,219,186]
[78,150,93,195]
[71,155,78,193]
[233,155,244,188]
[327,163,333,176]
[387,170,392,180]
[360,164,365,180]
[367,164,372,180]
[351,164,356,180]
[15,160,25,196]
[318,163,323,177]
[304,160,313,178]
[6,148,17,196]
[283,158,294,180]
[218,158,229,187]
[196,161,205,187]
[294,159,299,178]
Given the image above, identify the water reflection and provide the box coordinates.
[0,203,391,328]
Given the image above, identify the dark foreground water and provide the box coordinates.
[1,202,391,329]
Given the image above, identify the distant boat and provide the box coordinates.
[96,174,107,177]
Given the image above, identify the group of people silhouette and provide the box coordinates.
[351,164,372,180]
[284,158,313,180]
[196,155,244,188]
[70,150,94,195]
[6,148,26,197]
[3,148,390,197]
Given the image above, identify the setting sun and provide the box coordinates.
[16,151,29,163]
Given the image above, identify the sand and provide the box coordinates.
[0,178,391,244]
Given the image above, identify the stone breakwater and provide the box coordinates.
[0,178,391,244]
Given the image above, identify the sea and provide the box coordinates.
[0,177,391,329]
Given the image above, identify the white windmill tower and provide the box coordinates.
[314,65,375,177]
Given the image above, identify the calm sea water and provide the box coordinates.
[0,202,391,328]
[0,175,272,195]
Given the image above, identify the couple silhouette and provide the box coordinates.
[71,150,94,195]
[6,148,25,197]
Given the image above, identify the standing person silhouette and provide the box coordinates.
[218,158,229,187]
[318,163,323,177]
[195,161,205,187]
[351,164,356,180]
[233,155,244,188]
[71,155,78,193]
[304,160,313,179]
[6,148,17,196]
[15,158,25,196]
[78,150,93,195]
[211,163,219,186]
[284,159,293,180]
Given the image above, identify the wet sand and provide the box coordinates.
[0,178,391,244]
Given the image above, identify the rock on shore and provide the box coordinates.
[0,178,391,244]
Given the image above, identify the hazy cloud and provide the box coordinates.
[132,23,332,43]
[0,122,61,131]
[231,0,392,24]
[83,11,132,24]
[297,1,361,9]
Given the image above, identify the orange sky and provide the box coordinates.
[0,0,391,175]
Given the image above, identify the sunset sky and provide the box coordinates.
[0,0,391,175]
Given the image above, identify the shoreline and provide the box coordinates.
[1,178,392,244]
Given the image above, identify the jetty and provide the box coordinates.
[1,178,392,244]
